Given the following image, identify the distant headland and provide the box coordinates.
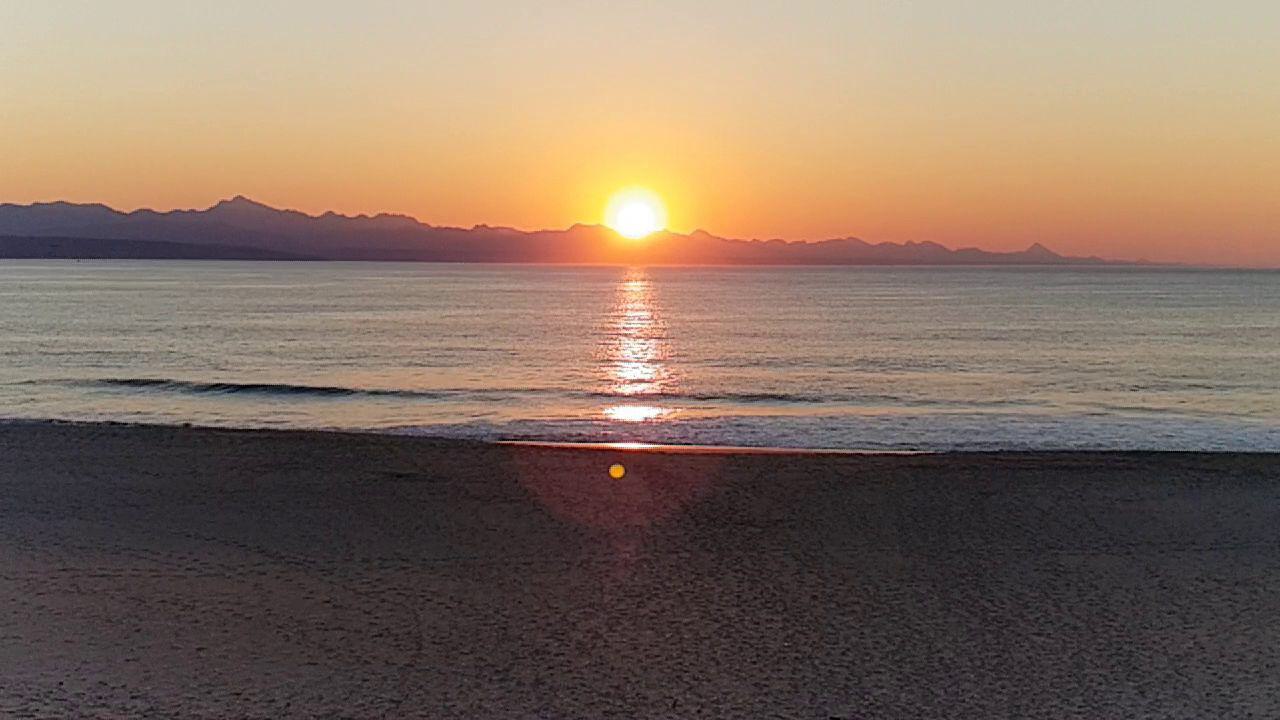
[0,197,1116,265]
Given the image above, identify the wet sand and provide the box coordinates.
[2,421,1279,718]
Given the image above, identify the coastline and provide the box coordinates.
[3,419,1280,717]
[7,415,1278,454]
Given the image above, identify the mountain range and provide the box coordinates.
[0,197,1111,265]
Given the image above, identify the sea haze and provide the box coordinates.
[0,261,1276,451]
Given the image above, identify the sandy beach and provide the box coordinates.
[2,421,1278,718]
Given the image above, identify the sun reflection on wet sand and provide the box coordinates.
[602,269,674,422]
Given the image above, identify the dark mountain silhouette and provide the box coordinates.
[0,197,1112,265]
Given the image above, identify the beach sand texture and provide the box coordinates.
[2,422,1279,718]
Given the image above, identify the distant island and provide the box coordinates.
[0,197,1114,265]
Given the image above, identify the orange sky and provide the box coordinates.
[2,2,1277,266]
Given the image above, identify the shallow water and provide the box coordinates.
[1,260,1277,450]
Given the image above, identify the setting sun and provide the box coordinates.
[605,188,667,239]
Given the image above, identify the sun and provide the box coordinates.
[605,188,667,239]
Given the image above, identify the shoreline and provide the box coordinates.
[4,420,1280,716]
[497,439,932,455]
[4,416,1276,456]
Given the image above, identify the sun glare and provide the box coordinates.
[605,188,667,239]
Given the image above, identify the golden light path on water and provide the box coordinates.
[602,269,673,424]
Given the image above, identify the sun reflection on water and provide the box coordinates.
[602,269,673,422]
[604,404,668,422]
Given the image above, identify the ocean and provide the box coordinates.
[1,260,1276,451]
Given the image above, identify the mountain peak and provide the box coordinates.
[1024,242,1060,258]
[210,195,272,212]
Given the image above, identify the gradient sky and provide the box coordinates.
[3,1,1278,265]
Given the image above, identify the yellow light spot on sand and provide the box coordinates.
[609,463,626,480]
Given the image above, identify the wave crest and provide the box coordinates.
[94,377,445,399]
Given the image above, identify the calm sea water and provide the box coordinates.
[1,260,1277,450]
